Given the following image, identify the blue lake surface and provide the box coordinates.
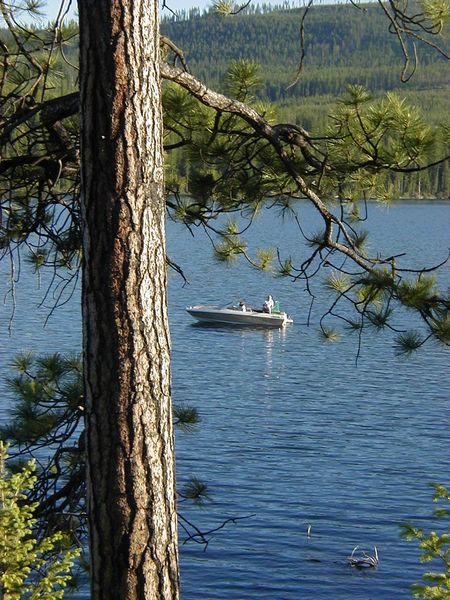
[1,200,449,599]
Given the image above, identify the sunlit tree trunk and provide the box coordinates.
[78,1,179,598]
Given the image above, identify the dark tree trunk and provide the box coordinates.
[78,1,179,598]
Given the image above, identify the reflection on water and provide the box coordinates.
[189,321,292,375]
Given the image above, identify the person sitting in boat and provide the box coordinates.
[239,300,247,312]
[262,294,274,313]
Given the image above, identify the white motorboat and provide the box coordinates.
[186,304,293,328]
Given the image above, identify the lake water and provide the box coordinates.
[1,200,449,599]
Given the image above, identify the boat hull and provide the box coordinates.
[186,305,293,327]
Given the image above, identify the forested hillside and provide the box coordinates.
[162,2,447,121]
[1,3,447,197]
[162,2,449,197]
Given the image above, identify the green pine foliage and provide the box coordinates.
[1,3,447,200]
[1,352,206,547]
[161,2,449,198]
[3,352,83,446]
[394,330,425,356]
[319,326,341,342]
[1,353,86,543]
[397,276,438,310]
[1,2,448,353]
[402,484,450,599]
[324,271,352,294]
[0,442,80,600]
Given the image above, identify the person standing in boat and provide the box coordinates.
[263,294,274,313]
[239,299,247,312]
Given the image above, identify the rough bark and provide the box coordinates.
[78,2,179,599]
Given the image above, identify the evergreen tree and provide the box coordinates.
[402,485,450,599]
[0,442,79,600]
[0,1,449,598]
